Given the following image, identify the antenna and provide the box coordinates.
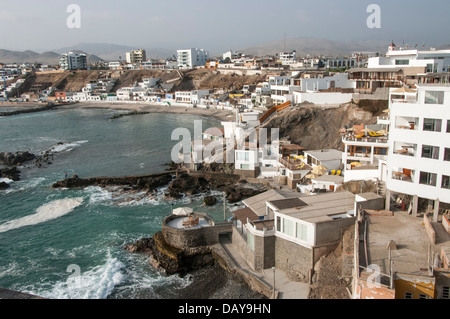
[284,32,287,51]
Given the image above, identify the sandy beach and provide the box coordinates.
[0,101,237,122]
[70,102,236,122]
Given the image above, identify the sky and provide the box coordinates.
[1,0,449,53]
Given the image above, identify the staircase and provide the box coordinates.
[377,180,386,197]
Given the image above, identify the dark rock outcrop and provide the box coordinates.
[203,196,217,206]
[0,167,21,181]
[0,182,10,190]
[124,232,214,276]
[0,151,35,166]
[52,172,173,193]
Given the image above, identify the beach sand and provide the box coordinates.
[69,102,236,122]
[0,101,237,122]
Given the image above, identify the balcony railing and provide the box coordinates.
[342,135,388,144]
[279,157,308,171]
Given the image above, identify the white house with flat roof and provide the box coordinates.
[385,84,450,221]
[302,149,343,171]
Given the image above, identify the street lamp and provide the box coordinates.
[272,267,276,299]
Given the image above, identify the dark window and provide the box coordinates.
[419,171,437,186]
[442,175,450,189]
[422,145,440,159]
[423,118,442,132]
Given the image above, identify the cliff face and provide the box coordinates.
[262,103,376,150]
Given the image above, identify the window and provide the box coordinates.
[424,91,444,104]
[283,218,295,237]
[447,120,450,133]
[419,294,428,299]
[445,148,450,162]
[395,59,410,65]
[247,232,255,251]
[442,175,450,189]
[296,223,308,241]
[240,164,250,170]
[236,151,250,162]
[443,286,449,299]
[421,145,440,159]
[423,118,442,132]
[419,171,437,186]
[276,216,281,232]
[404,292,413,299]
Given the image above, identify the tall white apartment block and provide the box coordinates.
[385,85,450,221]
[59,52,87,70]
[177,48,209,69]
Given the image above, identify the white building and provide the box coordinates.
[175,90,210,105]
[385,84,450,220]
[278,51,297,65]
[59,52,87,70]
[368,46,450,73]
[177,48,209,69]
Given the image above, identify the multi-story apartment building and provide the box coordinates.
[278,51,297,65]
[59,52,87,70]
[126,49,147,65]
[385,84,450,221]
[177,48,209,69]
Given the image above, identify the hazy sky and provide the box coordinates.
[1,0,449,53]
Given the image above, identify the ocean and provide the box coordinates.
[0,106,239,299]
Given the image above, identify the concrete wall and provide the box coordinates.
[423,214,436,244]
[162,215,232,249]
[443,214,450,234]
[315,218,356,246]
[294,92,353,105]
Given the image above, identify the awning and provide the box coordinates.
[173,207,193,216]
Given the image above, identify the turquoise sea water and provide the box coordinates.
[0,107,230,299]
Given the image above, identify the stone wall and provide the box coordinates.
[162,215,232,249]
[275,237,312,282]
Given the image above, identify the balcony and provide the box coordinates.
[279,157,310,171]
[391,169,414,182]
[342,135,388,144]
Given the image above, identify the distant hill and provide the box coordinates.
[55,43,174,61]
[0,49,103,65]
[239,37,389,57]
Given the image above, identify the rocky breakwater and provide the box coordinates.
[164,171,267,203]
[0,151,36,189]
[52,172,173,193]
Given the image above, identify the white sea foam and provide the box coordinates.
[50,140,88,153]
[0,197,83,233]
[36,253,126,299]
[84,186,113,205]
[0,177,14,184]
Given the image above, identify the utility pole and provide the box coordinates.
[223,193,226,221]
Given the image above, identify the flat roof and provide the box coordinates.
[365,214,450,275]
[269,197,308,210]
[312,175,344,184]
[275,191,356,223]
[349,67,403,73]
[232,207,258,224]
[243,189,297,216]
[305,149,343,161]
